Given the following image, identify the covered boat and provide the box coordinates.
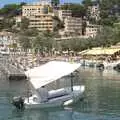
[12,61,85,109]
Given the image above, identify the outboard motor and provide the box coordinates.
[12,96,24,110]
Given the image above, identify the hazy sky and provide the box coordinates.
[0,0,82,8]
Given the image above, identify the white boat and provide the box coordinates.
[12,61,85,109]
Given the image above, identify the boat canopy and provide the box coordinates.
[25,61,80,89]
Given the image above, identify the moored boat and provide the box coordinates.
[12,61,85,110]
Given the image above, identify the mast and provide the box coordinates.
[26,76,30,103]
[70,73,74,91]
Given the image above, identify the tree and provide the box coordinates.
[99,0,120,26]
[1,17,16,31]
[18,36,32,52]
[82,0,93,8]
[51,0,60,6]
[61,4,86,18]
[20,2,26,6]
[32,33,46,54]
[32,31,56,55]
[20,17,29,30]
[0,19,4,31]
[113,23,120,44]
[52,16,64,31]
[60,38,91,52]
[0,4,22,17]
[94,26,115,47]
[22,28,39,37]
[43,31,56,55]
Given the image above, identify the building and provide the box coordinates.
[64,16,82,35]
[58,10,72,21]
[0,17,3,22]
[15,16,22,23]
[14,15,22,28]
[87,3,100,21]
[0,31,14,47]
[22,3,54,31]
[85,21,100,38]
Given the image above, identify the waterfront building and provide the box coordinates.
[22,3,54,31]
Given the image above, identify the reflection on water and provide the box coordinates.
[0,67,120,119]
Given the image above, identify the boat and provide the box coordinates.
[12,61,85,110]
[113,63,120,72]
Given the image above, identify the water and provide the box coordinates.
[0,67,120,120]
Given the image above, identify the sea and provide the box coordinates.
[0,66,120,120]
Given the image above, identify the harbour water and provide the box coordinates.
[0,66,120,120]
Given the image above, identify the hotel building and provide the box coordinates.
[22,3,54,31]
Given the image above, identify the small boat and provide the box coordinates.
[113,63,120,72]
[12,61,85,110]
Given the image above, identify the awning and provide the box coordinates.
[25,61,80,89]
[82,48,120,55]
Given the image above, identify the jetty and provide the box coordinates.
[0,56,26,80]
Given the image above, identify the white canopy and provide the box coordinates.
[25,61,80,89]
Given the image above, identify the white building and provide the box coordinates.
[88,3,100,21]
[85,21,100,38]
[58,10,72,21]
[22,3,54,31]
[14,15,22,27]
[0,31,14,47]
[15,16,22,23]
[64,16,82,35]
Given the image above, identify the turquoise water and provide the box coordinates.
[0,67,120,120]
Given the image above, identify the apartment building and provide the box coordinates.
[64,16,82,35]
[58,10,72,21]
[22,4,54,31]
[85,21,100,38]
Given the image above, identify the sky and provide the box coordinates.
[0,0,82,8]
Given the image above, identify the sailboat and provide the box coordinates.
[12,61,85,109]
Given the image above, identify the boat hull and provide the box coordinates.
[24,85,85,109]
